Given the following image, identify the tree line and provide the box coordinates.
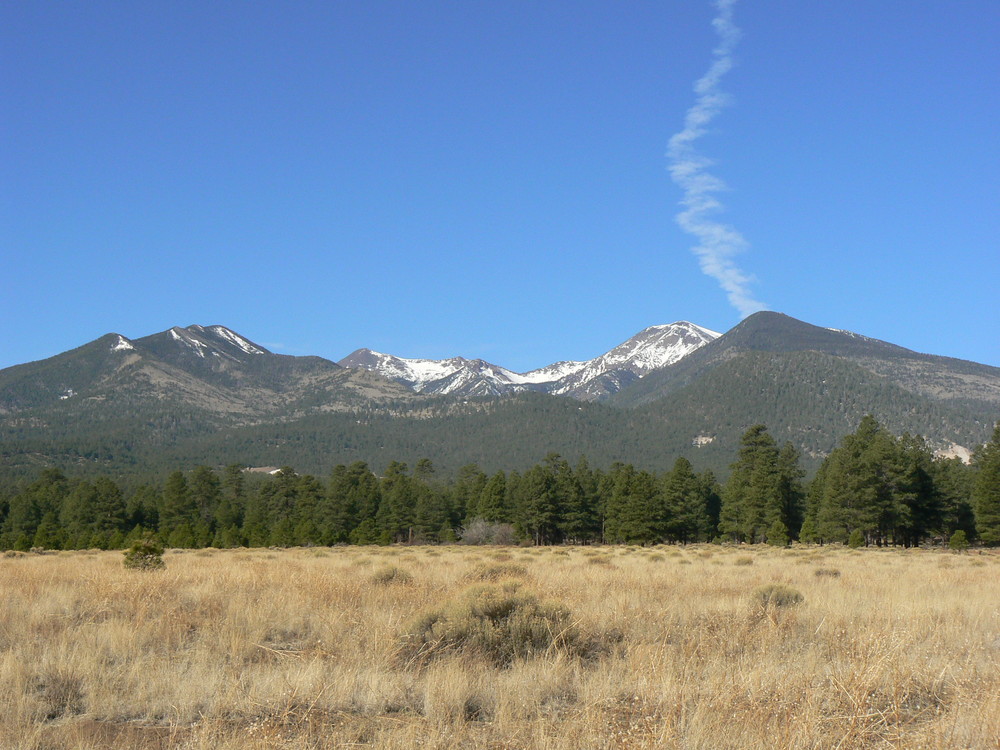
[2,417,998,550]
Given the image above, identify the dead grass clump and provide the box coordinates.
[34,670,86,720]
[752,584,804,609]
[397,583,599,668]
[734,555,754,566]
[370,565,414,585]
[467,562,530,582]
[814,567,842,578]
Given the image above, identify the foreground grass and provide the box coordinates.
[2,544,999,749]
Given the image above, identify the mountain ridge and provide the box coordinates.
[1,312,998,482]
[339,321,720,400]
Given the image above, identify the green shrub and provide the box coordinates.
[122,537,165,571]
[371,565,413,585]
[752,583,804,609]
[466,562,529,582]
[949,530,970,551]
[398,583,602,668]
[847,529,866,549]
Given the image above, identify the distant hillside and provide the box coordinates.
[1,314,998,483]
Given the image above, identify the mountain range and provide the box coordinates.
[1,312,998,480]
[338,322,719,400]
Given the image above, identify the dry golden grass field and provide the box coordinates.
[2,543,999,749]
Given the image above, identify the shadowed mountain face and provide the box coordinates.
[613,312,1000,411]
[1,314,998,481]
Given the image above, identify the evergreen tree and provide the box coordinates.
[376,461,415,542]
[61,480,99,547]
[188,466,222,533]
[663,457,708,543]
[931,457,976,540]
[2,468,67,548]
[973,423,1000,545]
[322,461,381,542]
[720,425,780,542]
[774,442,806,537]
[90,476,127,538]
[604,463,660,544]
[453,463,488,523]
[159,471,196,536]
[515,458,563,545]
[126,484,161,530]
[562,457,600,543]
[890,434,940,546]
[815,416,896,544]
[477,471,509,523]
[698,469,722,540]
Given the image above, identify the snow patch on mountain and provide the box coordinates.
[170,327,208,358]
[111,335,135,352]
[208,326,266,355]
[339,322,720,400]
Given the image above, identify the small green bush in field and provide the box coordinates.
[847,530,866,549]
[948,530,970,551]
[398,583,604,668]
[752,583,803,609]
[371,565,413,585]
[123,537,165,570]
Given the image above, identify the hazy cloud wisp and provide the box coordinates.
[667,0,766,318]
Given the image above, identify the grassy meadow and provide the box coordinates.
[2,543,999,749]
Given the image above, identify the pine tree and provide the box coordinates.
[477,471,509,523]
[720,425,780,542]
[890,434,940,546]
[376,461,415,542]
[90,476,127,537]
[515,459,562,545]
[604,464,660,544]
[816,416,895,544]
[188,466,222,532]
[663,457,708,543]
[453,464,488,523]
[973,423,1000,545]
[774,442,805,537]
[160,471,196,536]
[562,457,600,543]
[931,457,976,540]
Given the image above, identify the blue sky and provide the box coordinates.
[3,1,998,372]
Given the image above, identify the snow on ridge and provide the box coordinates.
[514,360,588,384]
[824,327,879,343]
[170,327,207,358]
[111,335,135,352]
[344,321,719,397]
[208,325,266,355]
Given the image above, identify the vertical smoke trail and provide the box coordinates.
[667,0,766,317]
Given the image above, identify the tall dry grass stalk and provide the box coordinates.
[2,544,999,748]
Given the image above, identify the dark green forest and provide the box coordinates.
[3,418,999,552]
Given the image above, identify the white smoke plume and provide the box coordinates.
[667,0,766,318]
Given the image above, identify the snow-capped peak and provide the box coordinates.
[110,335,135,352]
[339,321,720,400]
